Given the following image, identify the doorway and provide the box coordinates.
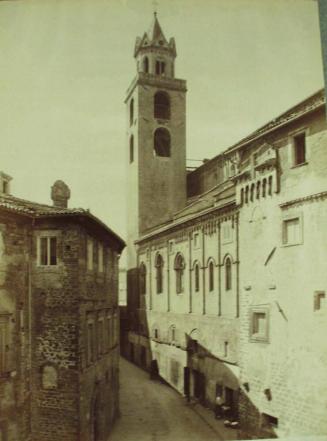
[193,370,205,403]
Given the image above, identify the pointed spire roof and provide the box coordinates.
[147,12,167,43]
[134,13,176,57]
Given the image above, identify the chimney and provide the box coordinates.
[51,180,70,208]
[0,172,12,195]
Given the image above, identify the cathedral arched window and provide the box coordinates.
[174,253,185,294]
[155,253,164,294]
[225,257,232,291]
[154,92,170,120]
[194,262,200,292]
[208,259,215,292]
[143,56,149,73]
[130,98,134,126]
[139,263,146,296]
[154,128,171,157]
[129,135,134,163]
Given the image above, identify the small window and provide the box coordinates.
[224,341,228,357]
[87,238,94,270]
[38,236,57,266]
[155,60,165,75]
[268,176,273,195]
[154,91,170,120]
[130,135,134,163]
[256,181,261,199]
[98,244,104,273]
[250,183,255,202]
[262,179,267,197]
[0,313,11,374]
[143,56,149,73]
[87,321,95,364]
[154,328,159,339]
[314,291,325,311]
[154,128,171,157]
[139,263,146,295]
[155,254,164,294]
[209,260,214,292]
[222,223,233,244]
[193,232,200,249]
[240,188,244,204]
[97,318,104,356]
[175,254,185,294]
[245,186,249,203]
[225,257,232,291]
[250,308,269,342]
[282,217,302,246]
[194,262,200,292]
[2,181,8,194]
[293,133,306,166]
[130,98,134,126]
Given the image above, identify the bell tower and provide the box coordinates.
[126,13,187,273]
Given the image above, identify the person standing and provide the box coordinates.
[214,395,225,419]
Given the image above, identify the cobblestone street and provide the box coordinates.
[108,358,221,441]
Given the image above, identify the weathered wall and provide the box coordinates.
[0,213,32,441]
[30,219,120,441]
[238,109,327,438]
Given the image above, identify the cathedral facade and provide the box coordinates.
[124,14,327,438]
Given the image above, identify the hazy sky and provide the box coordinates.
[0,0,324,252]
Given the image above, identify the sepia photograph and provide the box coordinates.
[0,0,326,440]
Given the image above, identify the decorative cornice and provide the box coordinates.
[280,190,327,209]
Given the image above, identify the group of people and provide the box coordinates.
[214,395,239,429]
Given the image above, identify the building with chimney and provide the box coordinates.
[0,174,124,441]
[124,14,327,438]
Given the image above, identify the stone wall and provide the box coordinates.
[238,108,327,438]
[0,212,32,441]
[30,219,120,441]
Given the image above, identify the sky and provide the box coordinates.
[0,0,324,257]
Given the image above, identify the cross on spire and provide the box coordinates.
[152,0,158,16]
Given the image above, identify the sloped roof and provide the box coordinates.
[225,88,325,154]
[0,193,125,250]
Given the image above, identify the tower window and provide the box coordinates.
[156,60,165,75]
[154,91,170,120]
[293,133,306,166]
[130,135,134,163]
[154,128,171,157]
[155,253,164,294]
[143,56,149,73]
[130,98,134,126]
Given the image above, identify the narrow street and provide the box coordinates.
[108,358,221,441]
